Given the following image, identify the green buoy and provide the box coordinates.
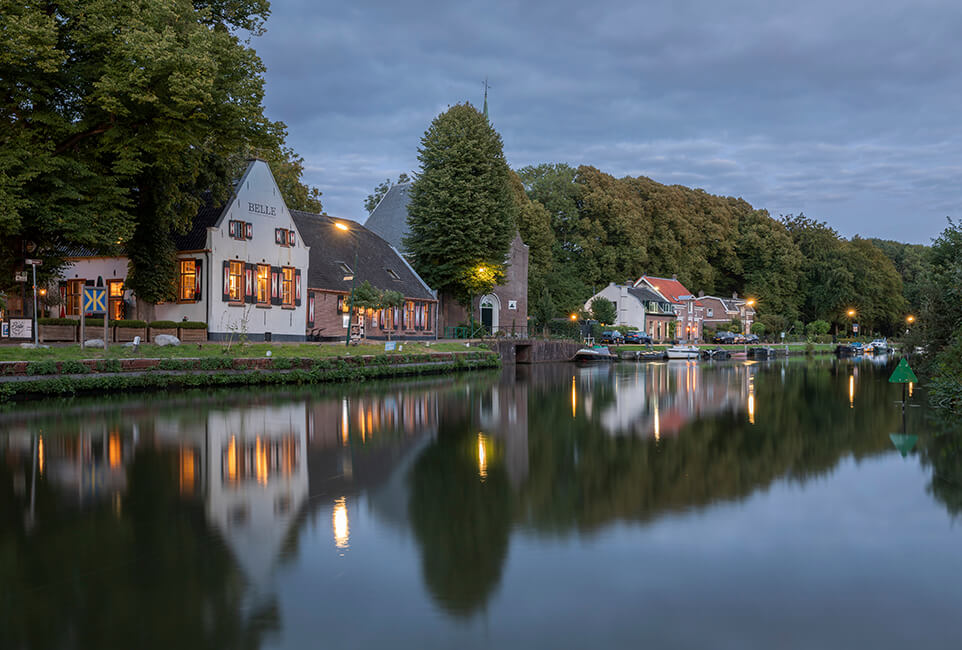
[888,358,918,384]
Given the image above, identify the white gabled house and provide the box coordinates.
[56,159,310,341]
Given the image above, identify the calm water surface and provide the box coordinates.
[3,358,962,649]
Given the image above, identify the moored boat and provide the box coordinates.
[666,345,700,359]
[572,345,617,362]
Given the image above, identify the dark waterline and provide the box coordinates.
[2,358,961,649]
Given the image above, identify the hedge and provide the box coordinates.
[178,321,208,329]
[38,318,77,326]
[113,319,147,328]
[149,320,179,328]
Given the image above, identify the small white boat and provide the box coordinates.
[866,338,890,354]
[572,345,616,362]
[666,345,700,359]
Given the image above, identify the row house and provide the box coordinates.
[583,282,676,342]
[697,292,756,335]
[635,275,704,342]
[291,211,438,341]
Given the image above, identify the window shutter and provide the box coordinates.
[194,259,203,300]
[307,293,315,328]
[393,306,399,329]
[222,260,231,302]
[378,309,384,329]
[294,269,302,306]
[337,295,343,313]
[228,221,235,238]
[275,228,284,245]
[59,282,67,318]
[271,267,281,305]
[288,231,296,246]
[245,264,255,304]
[245,222,253,239]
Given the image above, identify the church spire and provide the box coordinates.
[482,77,490,119]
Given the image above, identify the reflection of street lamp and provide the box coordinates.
[334,222,358,347]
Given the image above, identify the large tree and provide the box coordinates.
[364,173,411,215]
[0,0,319,303]
[405,103,516,304]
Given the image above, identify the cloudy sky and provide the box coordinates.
[254,0,962,244]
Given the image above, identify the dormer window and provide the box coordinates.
[337,261,353,281]
[386,268,400,281]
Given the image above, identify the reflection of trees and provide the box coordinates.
[519,361,902,535]
[917,411,962,515]
[0,448,278,650]
[408,410,513,617]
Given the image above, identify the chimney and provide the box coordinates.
[698,290,705,297]
[732,291,738,299]
[672,274,678,280]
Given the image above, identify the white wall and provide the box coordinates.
[584,283,646,329]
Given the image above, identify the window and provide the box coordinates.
[707,308,714,318]
[337,262,353,280]
[109,280,125,319]
[275,228,294,246]
[386,268,400,281]
[228,261,243,302]
[229,220,252,240]
[405,301,415,329]
[179,260,196,301]
[66,279,84,316]
[256,265,270,304]
[281,268,294,306]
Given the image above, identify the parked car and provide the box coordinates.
[624,330,652,344]
[599,330,625,344]
[712,331,738,344]
[744,334,760,344]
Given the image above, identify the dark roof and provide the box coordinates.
[628,286,672,306]
[171,197,222,251]
[363,183,412,252]
[290,210,434,301]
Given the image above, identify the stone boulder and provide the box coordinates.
[84,339,105,348]
[154,334,181,347]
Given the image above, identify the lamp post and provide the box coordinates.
[335,222,359,347]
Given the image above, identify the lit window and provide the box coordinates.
[179,260,196,301]
[282,267,294,306]
[66,279,84,315]
[256,265,270,304]
[228,261,243,302]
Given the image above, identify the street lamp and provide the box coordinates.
[847,308,856,338]
[334,222,358,347]
[570,313,577,321]
[906,315,915,324]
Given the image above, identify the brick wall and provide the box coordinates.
[308,289,437,341]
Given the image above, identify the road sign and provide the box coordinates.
[852,323,859,333]
[24,258,42,266]
[14,272,26,282]
[889,358,918,384]
[82,287,107,314]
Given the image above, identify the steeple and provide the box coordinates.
[482,77,490,119]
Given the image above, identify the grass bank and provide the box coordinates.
[0,349,499,403]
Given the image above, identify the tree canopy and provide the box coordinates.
[405,103,516,305]
[364,173,411,215]
[0,0,320,302]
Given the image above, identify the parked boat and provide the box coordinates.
[666,345,700,359]
[866,338,892,354]
[835,343,864,357]
[748,346,777,359]
[572,345,617,362]
[701,348,731,360]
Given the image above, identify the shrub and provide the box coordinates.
[85,318,105,328]
[26,360,59,375]
[547,319,581,340]
[113,319,147,328]
[751,322,767,336]
[60,360,90,374]
[38,317,78,326]
[178,321,208,329]
[149,320,179,328]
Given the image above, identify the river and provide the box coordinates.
[2,357,961,649]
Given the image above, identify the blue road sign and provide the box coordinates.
[82,287,106,314]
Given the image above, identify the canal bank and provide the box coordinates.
[0,349,499,402]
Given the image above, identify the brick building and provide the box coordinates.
[292,211,437,341]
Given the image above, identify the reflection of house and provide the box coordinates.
[365,183,529,335]
[478,380,529,488]
[600,362,753,437]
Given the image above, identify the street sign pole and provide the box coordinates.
[31,263,38,346]
[81,308,85,349]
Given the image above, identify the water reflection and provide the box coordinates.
[2,360,962,648]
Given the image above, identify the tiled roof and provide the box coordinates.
[291,210,434,301]
[627,286,672,307]
[363,183,412,253]
[171,197,222,251]
[638,276,703,306]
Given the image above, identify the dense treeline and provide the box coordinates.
[514,164,914,335]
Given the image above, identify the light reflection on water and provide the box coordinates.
[2,359,962,649]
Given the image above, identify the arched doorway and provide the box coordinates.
[479,294,500,334]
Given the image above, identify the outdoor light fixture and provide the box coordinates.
[906,315,915,323]
[334,222,349,231]
[570,313,577,321]
[847,309,856,317]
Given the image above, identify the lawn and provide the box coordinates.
[0,340,480,362]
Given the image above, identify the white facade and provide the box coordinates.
[57,160,311,340]
[584,283,647,329]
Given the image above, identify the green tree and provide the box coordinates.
[364,173,411,215]
[405,103,516,306]
[1,0,287,302]
[806,320,831,336]
[751,322,767,336]
[589,296,617,325]
[531,286,555,337]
